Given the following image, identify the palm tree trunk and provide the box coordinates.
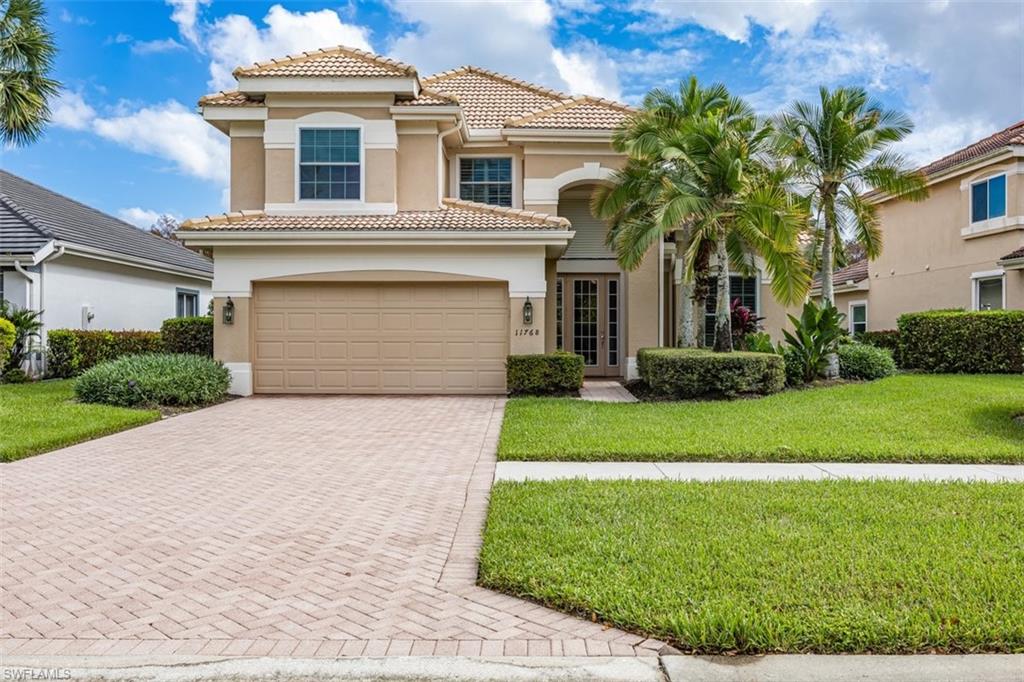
[675,240,696,347]
[820,194,839,378]
[713,234,732,352]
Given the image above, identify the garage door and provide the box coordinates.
[252,281,509,394]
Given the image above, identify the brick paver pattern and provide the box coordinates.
[1,396,665,658]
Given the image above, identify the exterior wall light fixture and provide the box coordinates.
[223,297,235,325]
[522,297,534,326]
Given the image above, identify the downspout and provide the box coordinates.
[12,259,40,375]
[36,244,65,375]
[13,244,65,375]
[437,121,463,205]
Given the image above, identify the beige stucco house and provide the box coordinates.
[820,121,1024,333]
[180,46,790,395]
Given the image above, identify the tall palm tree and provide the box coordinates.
[594,79,810,352]
[0,0,60,147]
[773,86,928,304]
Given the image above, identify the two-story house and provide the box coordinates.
[822,121,1024,333]
[179,45,789,395]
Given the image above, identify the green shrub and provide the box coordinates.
[2,367,29,384]
[899,310,1024,373]
[740,331,775,354]
[781,346,806,386]
[838,342,897,380]
[0,318,15,369]
[46,330,164,378]
[0,300,42,371]
[857,329,901,365]
[782,301,845,382]
[161,316,213,356]
[74,353,230,407]
[507,352,584,396]
[637,347,785,399]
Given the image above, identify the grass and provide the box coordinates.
[480,479,1024,654]
[499,374,1024,463]
[0,380,160,462]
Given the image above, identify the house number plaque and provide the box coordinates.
[514,328,540,336]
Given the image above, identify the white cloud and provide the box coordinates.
[117,207,163,228]
[131,38,187,55]
[634,0,820,42]
[552,47,621,99]
[205,5,373,90]
[50,92,97,131]
[59,8,94,26]
[167,0,210,47]
[106,33,133,45]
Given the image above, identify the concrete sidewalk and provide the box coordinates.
[3,654,1020,681]
[495,461,1024,482]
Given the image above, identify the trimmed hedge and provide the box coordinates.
[507,352,584,396]
[47,329,164,378]
[74,353,230,407]
[857,329,902,366]
[0,318,14,370]
[161,316,213,356]
[899,310,1024,374]
[637,347,785,399]
[838,342,897,380]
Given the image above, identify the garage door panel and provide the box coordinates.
[253,282,508,394]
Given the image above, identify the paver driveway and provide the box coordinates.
[1,396,663,659]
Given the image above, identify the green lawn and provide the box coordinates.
[499,374,1024,463]
[481,479,1024,654]
[0,380,160,462]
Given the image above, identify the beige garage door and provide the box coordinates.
[252,281,509,394]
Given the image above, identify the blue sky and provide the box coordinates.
[5,0,1022,229]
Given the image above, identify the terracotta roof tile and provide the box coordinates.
[180,200,570,232]
[918,120,1024,177]
[1000,246,1024,261]
[394,89,459,107]
[198,90,263,107]
[505,96,634,130]
[421,66,568,129]
[233,45,417,79]
[813,258,869,288]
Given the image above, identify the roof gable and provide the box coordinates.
[233,45,417,79]
[0,171,212,275]
[421,66,568,129]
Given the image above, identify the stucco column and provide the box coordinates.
[213,296,252,396]
[509,296,545,355]
[543,258,558,352]
[625,247,661,379]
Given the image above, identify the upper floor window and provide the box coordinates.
[176,289,199,318]
[459,157,512,207]
[299,128,360,200]
[970,174,1006,223]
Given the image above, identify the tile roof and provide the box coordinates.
[233,45,417,79]
[1000,246,1024,261]
[505,96,635,130]
[198,90,263,107]
[812,258,869,288]
[180,199,571,232]
[420,66,568,129]
[394,89,459,107]
[918,119,1024,177]
[0,170,212,275]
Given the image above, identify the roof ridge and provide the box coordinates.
[423,65,567,100]
[1,170,88,238]
[232,45,417,78]
[181,210,267,230]
[919,118,1024,176]
[0,193,51,240]
[503,95,634,128]
[441,198,570,228]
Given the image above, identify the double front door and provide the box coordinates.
[559,274,621,377]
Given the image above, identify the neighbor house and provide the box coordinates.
[179,46,791,395]
[0,171,213,372]
[821,121,1024,332]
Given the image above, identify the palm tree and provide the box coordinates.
[0,0,61,147]
[594,79,810,352]
[773,86,928,304]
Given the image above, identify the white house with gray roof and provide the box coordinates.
[0,170,212,371]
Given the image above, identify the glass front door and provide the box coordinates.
[559,274,620,377]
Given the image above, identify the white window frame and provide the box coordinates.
[969,173,1007,224]
[452,153,520,208]
[295,125,365,204]
[971,269,1006,311]
[176,288,200,318]
[848,300,868,335]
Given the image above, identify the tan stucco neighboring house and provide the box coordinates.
[814,120,1024,333]
[179,45,795,395]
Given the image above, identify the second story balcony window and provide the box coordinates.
[970,174,1006,223]
[459,157,512,207]
[299,128,361,201]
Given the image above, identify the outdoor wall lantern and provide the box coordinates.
[222,297,235,325]
[522,297,534,326]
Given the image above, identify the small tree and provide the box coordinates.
[149,214,180,239]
